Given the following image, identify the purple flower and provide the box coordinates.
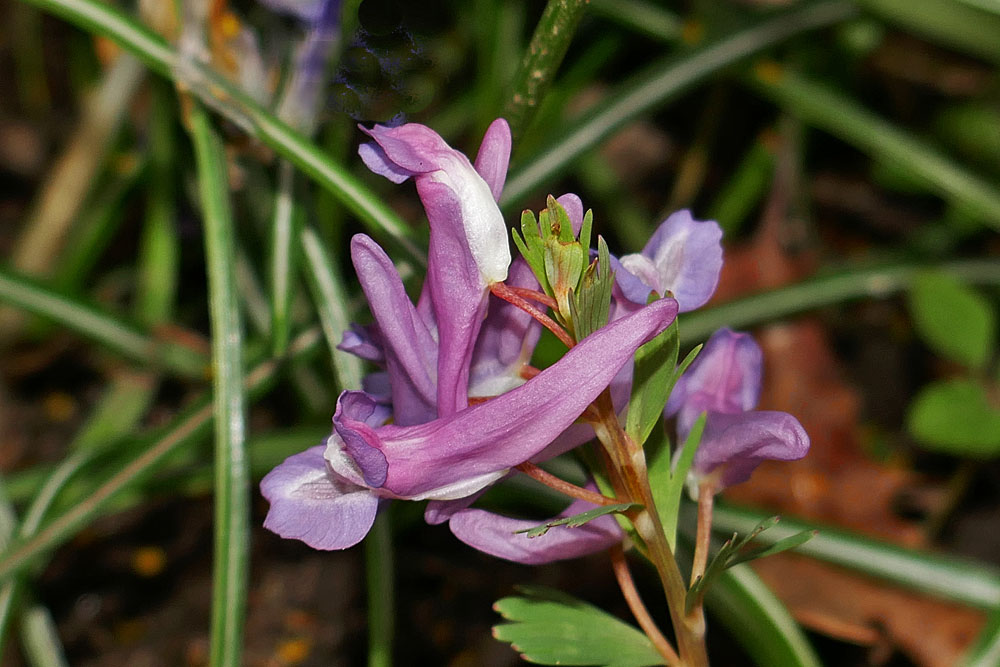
[258,0,330,22]
[359,120,512,417]
[262,299,678,550]
[614,210,723,313]
[275,0,343,133]
[666,328,809,488]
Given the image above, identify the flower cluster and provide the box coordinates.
[261,118,809,563]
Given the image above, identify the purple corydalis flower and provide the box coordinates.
[667,328,809,488]
[614,210,723,313]
[359,120,512,417]
[261,298,678,550]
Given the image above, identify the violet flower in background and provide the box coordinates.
[613,210,723,313]
[667,328,810,488]
[258,0,329,22]
[274,0,343,133]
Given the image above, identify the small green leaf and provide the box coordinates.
[687,516,814,613]
[514,210,552,296]
[579,209,594,255]
[626,319,679,446]
[733,530,818,566]
[493,586,665,666]
[657,413,706,551]
[907,379,1000,457]
[547,194,575,242]
[514,503,640,538]
[908,271,997,369]
[571,236,614,340]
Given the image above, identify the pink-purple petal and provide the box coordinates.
[556,193,584,235]
[351,234,438,425]
[261,446,380,550]
[333,391,390,487]
[474,118,512,201]
[357,141,414,184]
[667,328,762,436]
[468,258,542,397]
[447,495,622,564]
[694,411,810,487]
[357,298,678,498]
[616,210,723,312]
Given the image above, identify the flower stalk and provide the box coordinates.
[587,391,709,667]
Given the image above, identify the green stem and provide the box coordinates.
[503,0,588,141]
[365,512,395,667]
[590,392,708,666]
[500,0,856,208]
[186,103,249,667]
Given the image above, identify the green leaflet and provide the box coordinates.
[907,379,1000,457]
[686,517,815,614]
[493,586,665,666]
[513,503,640,538]
[908,270,996,370]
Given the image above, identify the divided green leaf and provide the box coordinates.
[493,586,666,666]
[513,503,640,538]
[571,236,614,340]
[907,378,1000,457]
[907,271,996,369]
[686,516,814,614]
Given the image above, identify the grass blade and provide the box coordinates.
[20,0,424,264]
[588,0,681,42]
[712,504,1000,610]
[270,162,300,357]
[18,606,68,667]
[0,326,322,596]
[500,0,856,208]
[299,226,364,389]
[681,258,1000,345]
[748,65,1000,228]
[187,103,250,667]
[963,607,1000,667]
[705,564,821,667]
[856,0,1000,65]
[0,268,208,377]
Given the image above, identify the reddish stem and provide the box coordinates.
[507,286,558,309]
[515,462,618,506]
[490,282,574,348]
[611,546,680,666]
